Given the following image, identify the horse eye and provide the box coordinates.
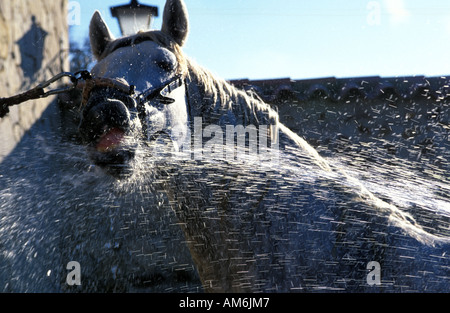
[156,60,174,72]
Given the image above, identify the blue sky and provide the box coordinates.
[70,0,450,80]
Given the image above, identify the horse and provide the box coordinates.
[0,0,448,293]
[77,0,450,292]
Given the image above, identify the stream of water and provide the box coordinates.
[0,103,448,292]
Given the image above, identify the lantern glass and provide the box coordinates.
[111,1,158,36]
[116,8,153,36]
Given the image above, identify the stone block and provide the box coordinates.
[0,0,68,162]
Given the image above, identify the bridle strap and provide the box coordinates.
[80,77,136,107]
[135,74,184,106]
[80,74,185,108]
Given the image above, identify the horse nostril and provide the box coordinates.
[79,99,131,144]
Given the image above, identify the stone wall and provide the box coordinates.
[0,0,68,161]
[231,77,449,171]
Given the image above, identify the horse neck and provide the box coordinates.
[185,61,279,128]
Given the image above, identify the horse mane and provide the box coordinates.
[184,57,281,137]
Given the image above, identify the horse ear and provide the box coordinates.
[161,0,189,46]
[89,11,115,60]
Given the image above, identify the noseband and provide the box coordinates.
[80,72,184,107]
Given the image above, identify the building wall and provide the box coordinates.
[277,97,449,157]
[231,77,449,170]
[0,0,69,161]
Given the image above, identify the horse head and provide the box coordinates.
[79,0,190,177]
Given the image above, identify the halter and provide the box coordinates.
[78,70,186,140]
[79,71,184,107]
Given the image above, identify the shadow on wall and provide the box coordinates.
[16,15,48,87]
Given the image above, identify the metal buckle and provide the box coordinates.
[36,72,80,97]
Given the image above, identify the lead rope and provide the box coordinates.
[0,70,140,119]
[1,70,190,148]
[0,71,92,118]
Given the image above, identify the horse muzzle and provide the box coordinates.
[78,94,136,175]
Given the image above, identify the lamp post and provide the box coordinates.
[110,0,158,36]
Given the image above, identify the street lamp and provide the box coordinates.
[110,0,158,36]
